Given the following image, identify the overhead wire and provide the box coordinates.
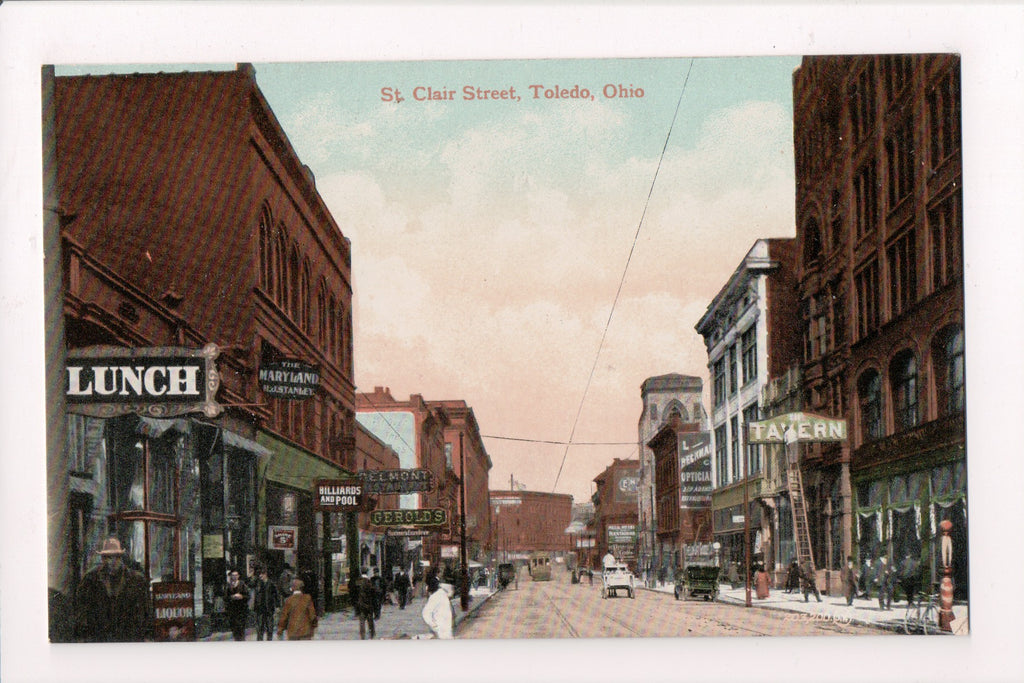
[551,58,696,494]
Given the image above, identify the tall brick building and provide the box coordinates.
[48,64,357,638]
[592,458,640,570]
[792,55,965,596]
[489,490,573,560]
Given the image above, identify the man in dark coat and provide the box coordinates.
[352,573,376,640]
[394,569,411,609]
[873,556,894,611]
[842,556,859,606]
[899,554,921,606]
[74,537,153,642]
[224,569,250,641]
[252,567,281,640]
[800,561,822,603]
[369,568,385,619]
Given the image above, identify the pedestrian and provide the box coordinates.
[784,560,801,594]
[899,554,921,606]
[277,578,318,640]
[253,567,281,641]
[278,563,295,599]
[394,569,411,609]
[421,575,455,639]
[370,568,384,619]
[73,537,153,642]
[874,556,894,611]
[587,566,593,586]
[726,562,741,589]
[858,558,873,599]
[754,564,771,600]
[800,561,822,603]
[657,565,667,588]
[352,572,376,640]
[842,556,859,606]
[224,569,250,641]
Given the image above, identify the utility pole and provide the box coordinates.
[459,432,469,611]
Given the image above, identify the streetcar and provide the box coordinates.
[529,551,552,581]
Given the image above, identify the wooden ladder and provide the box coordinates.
[786,455,815,573]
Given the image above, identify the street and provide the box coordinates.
[457,566,892,638]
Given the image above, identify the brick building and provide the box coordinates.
[427,400,493,564]
[792,54,965,596]
[636,374,706,582]
[489,490,573,560]
[48,64,357,638]
[592,458,640,570]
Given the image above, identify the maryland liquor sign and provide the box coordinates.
[747,412,848,444]
[259,359,320,399]
[65,344,222,418]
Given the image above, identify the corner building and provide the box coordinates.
[792,55,965,596]
[50,65,356,638]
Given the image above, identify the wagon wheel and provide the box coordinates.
[601,586,608,599]
[629,587,635,599]
[674,586,681,600]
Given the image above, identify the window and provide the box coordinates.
[730,416,740,482]
[929,190,962,291]
[928,66,961,168]
[317,281,328,350]
[854,259,880,339]
[275,230,287,306]
[887,229,917,319]
[886,118,916,209]
[803,217,822,269]
[743,404,761,475]
[933,326,965,415]
[741,327,757,385]
[891,350,919,432]
[713,358,726,407]
[728,345,738,394]
[649,403,658,423]
[857,369,883,442]
[829,190,843,252]
[258,207,273,292]
[715,425,728,487]
[850,62,876,141]
[854,163,878,239]
[805,295,831,361]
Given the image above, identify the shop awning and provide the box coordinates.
[137,417,191,438]
[258,431,346,489]
[221,429,271,457]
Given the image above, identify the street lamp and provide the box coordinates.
[458,432,469,611]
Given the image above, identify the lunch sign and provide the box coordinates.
[65,344,222,418]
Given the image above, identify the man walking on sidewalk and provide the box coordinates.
[800,561,821,603]
[842,556,859,606]
[352,573,376,640]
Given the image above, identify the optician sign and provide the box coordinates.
[65,344,222,418]
[747,412,848,444]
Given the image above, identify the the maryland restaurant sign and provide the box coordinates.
[259,359,320,399]
[65,344,222,418]
[747,411,847,444]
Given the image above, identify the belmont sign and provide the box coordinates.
[259,359,320,399]
[65,344,222,418]
[747,412,848,444]
[358,468,433,494]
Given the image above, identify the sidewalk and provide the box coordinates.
[643,581,969,635]
[201,586,498,641]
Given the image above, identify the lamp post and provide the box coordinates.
[743,468,751,608]
[459,432,469,611]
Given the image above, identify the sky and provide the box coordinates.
[250,56,802,504]
[53,56,801,505]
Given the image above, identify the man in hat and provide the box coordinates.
[74,537,153,642]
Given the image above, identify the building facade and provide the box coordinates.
[427,400,493,564]
[592,459,640,571]
[489,490,573,560]
[636,374,706,582]
[792,54,965,596]
[355,387,458,573]
[695,238,800,572]
[49,64,357,638]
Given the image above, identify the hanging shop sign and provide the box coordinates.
[607,524,638,545]
[491,496,522,506]
[65,344,222,418]
[679,432,713,508]
[269,525,299,551]
[152,581,196,642]
[359,468,434,494]
[441,545,459,559]
[370,508,447,527]
[259,359,320,399]
[747,412,848,444]
[314,479,363,512]
[386,528,433,538]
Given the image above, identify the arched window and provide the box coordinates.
[275,229,287,306]
[857,369,883,443]
[289,244,300,319]
[342,309,353,374]
[649,404,659,423]
[328,295,338,364]
[300,259,311,332]
[258,207,272,291]
[803,217,823,269]
[890,350,919,432]
[932,325,965,416]
[317,280,328,350]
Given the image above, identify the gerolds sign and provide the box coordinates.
[65,344,222,418]
[259,359,320,399]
